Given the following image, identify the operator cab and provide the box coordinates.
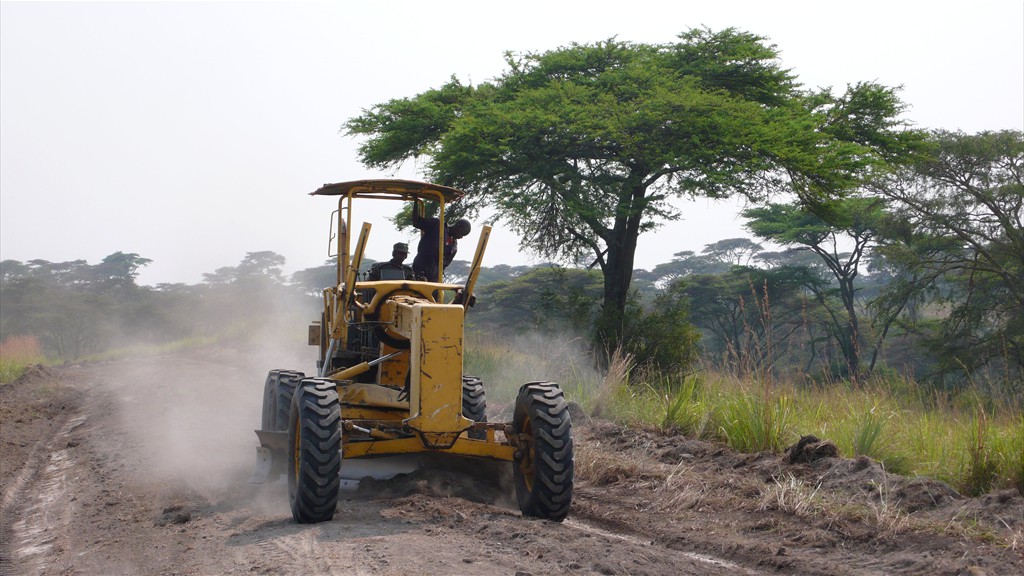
[308,179,490,381]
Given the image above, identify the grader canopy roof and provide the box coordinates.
[311,179,464,203]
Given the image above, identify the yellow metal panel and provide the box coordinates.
[461,225,491,310]
[344,436,425,457]
[339,222,371,337]
[403,302,473,439]
[448,438,515,460]
[377,342,409,388]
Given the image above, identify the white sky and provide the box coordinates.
[1,1,1022,286]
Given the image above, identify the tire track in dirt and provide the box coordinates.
[562,517,762,575]
[1,414,86,575]
[253,532,354,575]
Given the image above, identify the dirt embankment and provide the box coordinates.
[1,354,1021,576]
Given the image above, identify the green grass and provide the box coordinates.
[465,334,1024,496]
[0,358,33,384]
[718,387,794,453]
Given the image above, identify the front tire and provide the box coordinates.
[512,381,574,521]
[288,378,341,524]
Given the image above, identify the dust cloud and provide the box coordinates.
[91,315,314,504]
[466,330,604,415]
[87,301,592,516]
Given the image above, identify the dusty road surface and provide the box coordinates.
[1,350,1021,575]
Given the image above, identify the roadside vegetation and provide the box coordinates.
[464,339,1023,499]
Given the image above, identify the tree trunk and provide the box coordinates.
[594,181,646,353]
[839,276,862,384]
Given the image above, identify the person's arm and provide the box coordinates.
[443,242,456,268]
[411,200,425,230]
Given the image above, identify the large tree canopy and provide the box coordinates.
[345,28,921,348]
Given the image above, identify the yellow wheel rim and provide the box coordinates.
[518,414,535,491]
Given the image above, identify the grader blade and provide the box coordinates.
[249,430,287,484]
[250,446,275,485]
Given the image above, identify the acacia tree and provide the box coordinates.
[0,256,152,358]
[648,250,730,287]
[682,264,815,376]
[345,28,919,350]
[872,130,1023,379]
[702,238,765,266]
[744,197,889,381]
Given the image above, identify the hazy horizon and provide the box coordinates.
[2,1,1021,286]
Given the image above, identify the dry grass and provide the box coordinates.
[0,334,44,361]
[865,479,912,537]
[574,441,663,488]
[757,474,822,517]
[646,458,715,513]
[0,335,46,384]
[591,348,634,419]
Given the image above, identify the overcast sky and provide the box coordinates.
[2,1,1022,286]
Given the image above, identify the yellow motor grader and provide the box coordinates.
[252,179,574,523]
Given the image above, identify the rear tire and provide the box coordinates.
[274,372,303,430]
[288,378,341,524]
[261,370,304,430]
[462,376,487,439]
[261,372,278,430]
[512,381,574,521]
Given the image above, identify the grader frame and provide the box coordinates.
[253,179,574,524]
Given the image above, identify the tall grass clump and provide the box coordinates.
[961,410,1000,496]
[718,380,793,453]
[847,402,910,474]
[658,373,715,437]
[0,335,46,384]
[591,348,633,419]
[851,406,888,456]
[955,408,1023,497]
[1001,414,1024,495]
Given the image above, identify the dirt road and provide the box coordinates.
[1,351,1021,575]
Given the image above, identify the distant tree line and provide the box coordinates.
[2,129,1019,393]
[0,250,313,360]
